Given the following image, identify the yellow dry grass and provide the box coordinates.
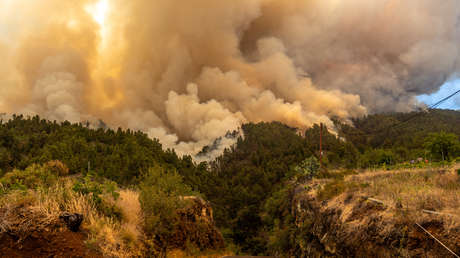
[84,188,145,257]
[350,167,459,213]
[1,179,145,257]
[116,189,143,248]
[167,249,233,258]
[299,163,460,249]
[319,164,460,229]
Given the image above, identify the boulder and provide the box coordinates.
[59,213,83,232]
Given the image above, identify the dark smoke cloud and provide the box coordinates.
[0,0,458,157]
[241,0,460,112]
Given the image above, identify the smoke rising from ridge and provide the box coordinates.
[0,0,459,157]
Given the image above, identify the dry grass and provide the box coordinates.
[348,167,433,181]
[0,191,52,241]
[83,188,145,257]
[167,249,233,258]
[116,189,143,251]
[333,164,460,228]
[350,167,459,209]
[298,163,460,257]
[1,178,145,257]
[33,180,95,222]
[1,176,228,258]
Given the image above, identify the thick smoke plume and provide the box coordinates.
[0,0,459,157]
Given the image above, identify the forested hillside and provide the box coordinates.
[314,109,460,168]
[0,109,459,256]
[0,114,204,185]
[340,109,460,155]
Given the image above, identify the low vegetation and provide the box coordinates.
[290,164,460,256]
[0,163,144,257]
[0,163,225,257]
[0,110,459,256]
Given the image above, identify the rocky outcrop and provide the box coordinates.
[59,212,83,232]
[170,196,225,250]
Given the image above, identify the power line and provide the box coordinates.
[429,89,460,109]
[342,88,460,137]
[415,222,460,258]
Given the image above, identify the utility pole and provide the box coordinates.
[319,123,323,166]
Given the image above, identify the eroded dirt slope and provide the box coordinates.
[293,166,460,257]
[0,203,101,258]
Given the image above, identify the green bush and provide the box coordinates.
[262,185,297,256]
[0,164,59,194]
[317,180,348,201]
[139,166,197,251]
[72,173,122,220]
[294,156,320,180]
[45,160,69,176]
[359,148,396,168]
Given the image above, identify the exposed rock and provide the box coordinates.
[170,196,225,250]
[0,205,100,257]
[59,213,83,232]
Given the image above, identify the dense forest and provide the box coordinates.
[297,109,460,169]
[0,114,203,185]
[0,109,459,255]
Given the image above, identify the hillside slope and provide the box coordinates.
[0,110,458,256]
[293,165,460,257]
[339,109,460,151]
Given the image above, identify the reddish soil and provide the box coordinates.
[0,229,101,258]
[0,203,102,258]
[295,194,460,257]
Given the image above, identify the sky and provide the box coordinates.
[417,80,460,110]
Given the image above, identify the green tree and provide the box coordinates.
[424,132,460,161]
[294,156,320,180]
[359,148,396,168]
[139,166,197,255]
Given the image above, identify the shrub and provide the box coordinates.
[0,164,59,194]
[139,166,196,253]
[359,149,396,168]
[294,156,320,180]
[72,173,122,220]
[317,180,363,201]
[45,160,69,176]
[317,180,348,201]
